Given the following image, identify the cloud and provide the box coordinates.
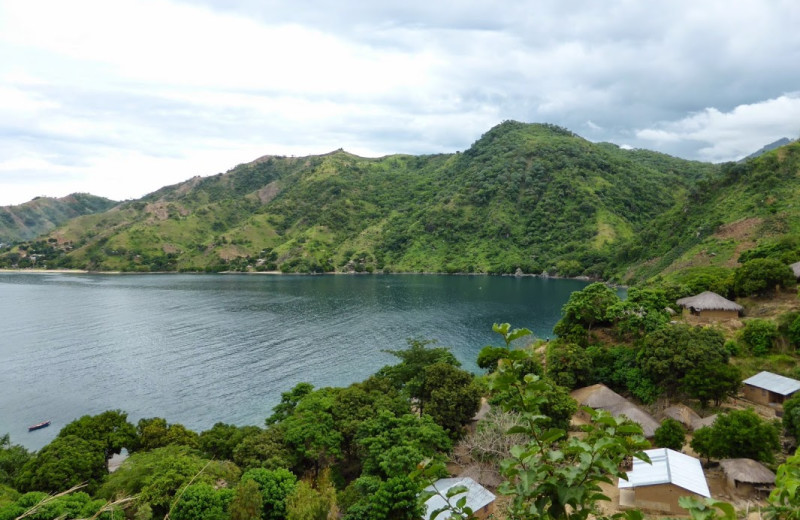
[1,0,800,204]
[635,93,800,161]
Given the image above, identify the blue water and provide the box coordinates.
[0,273,593,450]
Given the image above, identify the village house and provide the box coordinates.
[742,371,800,407]
[571,384,660,438]
[618,448,711,515]
[719,458,776,498]
[676,291,743,321]
[421,477,496,520]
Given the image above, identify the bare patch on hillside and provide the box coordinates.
[144,202,169,221]
[258,181,281,204]
[713,217,762,241]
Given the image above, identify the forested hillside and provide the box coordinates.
[0,122,719,276]
[0,194,117,243]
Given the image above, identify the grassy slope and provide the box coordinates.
[0,194,118,243]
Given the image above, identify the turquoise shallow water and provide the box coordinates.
[0,272,593,450]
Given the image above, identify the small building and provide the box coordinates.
[421,477,496,520]
[618,448,710,515]
[676,291,743,321]
[571,384,660,438]
[742,371,800,407]
[719,458,776,498]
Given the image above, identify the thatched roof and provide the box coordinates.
[692,414,718,430]
[571,384,660,437]
[662,404,702,430]
[720,458,776,484]
[676,291,743,311]
[791,261,800,279]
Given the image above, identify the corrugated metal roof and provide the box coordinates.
[743,371,800,396]
[618,448,710,498]
[422,477,496,520]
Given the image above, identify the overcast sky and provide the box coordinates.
[2,0,800,206]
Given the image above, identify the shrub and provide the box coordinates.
[741,319,779,356]
[654,418,686,451]
[733,258,795,296]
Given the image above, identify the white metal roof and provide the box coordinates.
[618,448,710,498]
[743,371,800,396]
[422,477,496,520]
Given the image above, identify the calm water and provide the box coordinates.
[0,273,593,450]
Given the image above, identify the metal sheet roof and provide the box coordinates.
[422,477,496,520]
[743,371,800,396]
[618,448,710,498]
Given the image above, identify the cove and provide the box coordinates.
[0,272,595,449]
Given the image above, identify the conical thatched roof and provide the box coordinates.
[720,458,776,484]
[676,291,743,311]
[692,414,718,430]
[662,404,702,430]
[571,384,660,437]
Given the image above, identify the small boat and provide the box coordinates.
[28,420,51,432]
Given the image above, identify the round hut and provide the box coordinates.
[719,458,775,498]
[676,291,743,322]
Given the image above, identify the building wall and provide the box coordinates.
[693,309,739,321]
[633,484,703,515]
[743,385,791,406]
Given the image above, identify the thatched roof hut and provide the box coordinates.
[676,291,742,321]
[719,458,776,497]
[692,414,718,430]
[571,384,660,437]
[661,404,701,431]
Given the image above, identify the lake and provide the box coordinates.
[0,272,594,450]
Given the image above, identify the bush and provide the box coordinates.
[733,258,795,296]
[783,393,800,439]
[653,418,686,451]
[741,319,779,356]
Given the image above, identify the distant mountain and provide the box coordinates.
[0,122,719,276]
[743,137,793,160]
[0,193,118,243]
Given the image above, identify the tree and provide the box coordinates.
[200,423,261,461]
[15,435,107,493]
[682,363,741,407]
[377,339,460,401]
[285,469,338,520]
[418,362,481,434]
[356,411,452,479]
[340,475,423,520]
[653,418,686,451]
[136,417,199,451]
[57,409,138,458]
[229,479,263,520]
[232,427,297,472]
[170,483,232,520]
[638,324,728,395]
[0,434,31,486]
[691,409,780,463]
[266,382,314,425]
[783,393,800,439]
[554,283,620,344]
[545,341,593,389]
[741,319,779,356]
[241,468,297,520]
[733,258,795,296]
[281,389,343,473]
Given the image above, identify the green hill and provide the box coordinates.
[0,193,118,243]
[0,122,722,274]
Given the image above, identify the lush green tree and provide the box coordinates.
[783,393,800,439]
[136,417,199,451]
[691,409,780,463]
[285,469,337,520]
[170,483,232,520]
[356,411,451,479]
[340,475,422,520]
[58,409,137,458]
[0,490,115,520]
[545,341,593,389]
[766,447,800,519]
[0,435,31,486]
[682,362,742,407]
[281,389,343,473]
[266,382,314,425]
[229,478,263,520]
[554,283,620,344]
[232,427,296,472]
[588,345,660,404]
[638,324,728,395]
[733,258,795,296]
[376,339,460,400]
[653,418,686,451]
[15,435,107,493]
[476,346,510,373]
[741,319,780,356]
[787,314,800,349]
[98,445,240,516]
[418,362,481,434]
[199,423,261,461]
[241,468,297,520]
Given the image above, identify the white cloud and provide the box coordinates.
[635,93,800,161]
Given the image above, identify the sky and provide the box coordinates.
[1,0,800,206]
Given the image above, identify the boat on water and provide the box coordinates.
[28,420,51,431]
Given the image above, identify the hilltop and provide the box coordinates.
[0,194,117,244]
